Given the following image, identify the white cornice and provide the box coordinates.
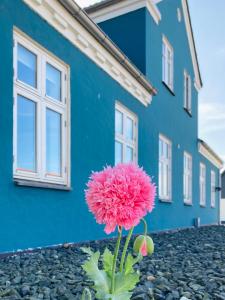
[22,0,152,106]
[199,142,223,169]
[182,0,202,91]
[88,0,161,25]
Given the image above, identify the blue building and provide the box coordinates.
[221,171,225,222]
[0,0,223,253]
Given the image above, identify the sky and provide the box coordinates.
[76,0,225,164]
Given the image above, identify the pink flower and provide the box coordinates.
[85,163,156,234]
[140,239,148,256]
[133,235,154,256]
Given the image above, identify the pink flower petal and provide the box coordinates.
[85,163,156,234]
[140,239,148,256]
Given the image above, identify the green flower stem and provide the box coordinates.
[111,226,122,294]
[119,226,134,273]
[141,218,148,236]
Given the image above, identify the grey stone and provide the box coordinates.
[20,285,30,296]
[0,226,225,299]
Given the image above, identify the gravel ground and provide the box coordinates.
[0,226,225,300]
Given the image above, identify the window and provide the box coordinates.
[211,171,216,208]
[184,70,192,113]
[159,135,172,201]
[115,103,137,165]
[13,31,69,185]
[183,152,192,204]
[162,36,174,91]
[200,163,206,206]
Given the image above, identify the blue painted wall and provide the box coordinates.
[222,172,225,198]
[0,0,151,252]
[99,8,147,74]
[0,0,220,253]
[98,0,221,230]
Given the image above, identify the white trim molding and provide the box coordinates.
[86,0,161,25]
[198,140,224,169]
[181,0,202,91]
[183,151,192,205]
[22,0,153,107]
[158,134,172,202]
[115,102,138,165]
[13,29,70,186]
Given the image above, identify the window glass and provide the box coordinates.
[125,146,133,163]
[115,141,123,165]
[46,63,61,101]
[211,171,216,207]
[126,117,134,141]
[46,109,62,176]
[184,72,192,112]
[200,164,206,206]
[115,110,123,135]
[18,44,37,88]
[17,95,36,172]
[162,38,174,90]
[115,104,137,165]
[159,136,171,200]
[184,153,192,203]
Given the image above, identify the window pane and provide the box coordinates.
[164,142,169,158]
[115,110,123,135]
[126,117,134,141]
[17,44,37,88]
[46,63,61,101]
[165,164,169,196]
[125,146,134,163]
[17,95,36,172]
[115,141,123,165]
[159,139,163,157]
[159,161,163,195]
[46,109,62,176]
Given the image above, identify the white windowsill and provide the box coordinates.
[159,198,172,203]
[14,179,71,191]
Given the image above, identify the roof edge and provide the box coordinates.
[22,0,156,106]
[85,0,161,25]
[198,139,224,169]
[182,0,203,90]
[60,0,156,94]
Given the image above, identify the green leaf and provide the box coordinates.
[81,247,94,256]
[114,272,140,294]
[105,292,133,300]
[82,251,111,299]
[124,253,142,275]
[102,248,114,277]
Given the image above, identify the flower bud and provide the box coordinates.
[133,235,154,256]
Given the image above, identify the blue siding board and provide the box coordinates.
[0,0,221,252]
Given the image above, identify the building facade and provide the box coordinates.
[221,171,225,222]
[0,0,223,253]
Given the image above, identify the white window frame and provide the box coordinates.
[162,36,174,91]
[211,170,216,208]
[183,152,192,204]
[159,134,172,201]
[200,163,206,207]
[184,70,192,113]
[115,102,138,165]
[13,29,70,186]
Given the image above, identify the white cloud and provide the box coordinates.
[199,101,225,135]
[199,100,225,163]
